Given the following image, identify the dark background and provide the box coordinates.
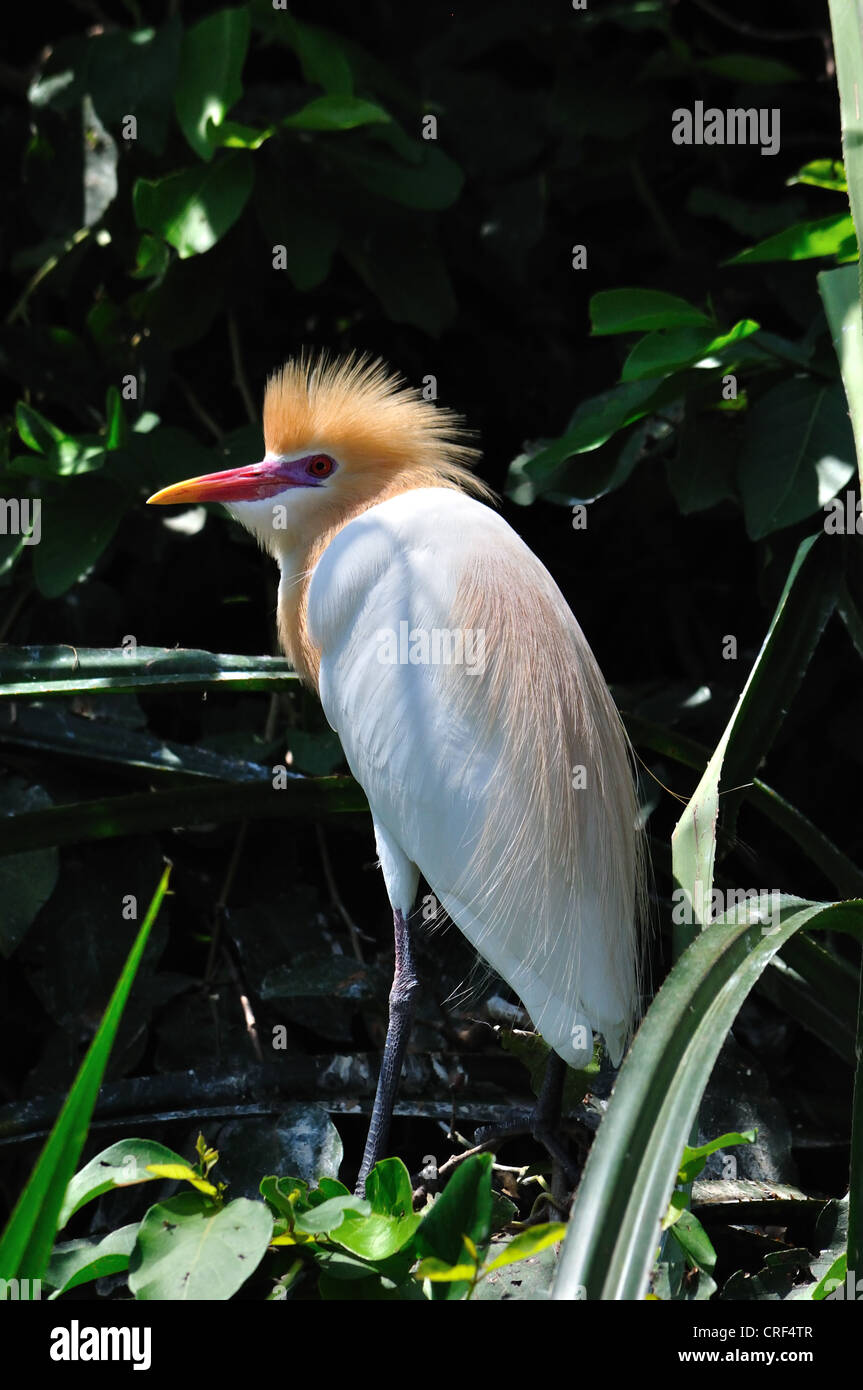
[0,0,860,1292]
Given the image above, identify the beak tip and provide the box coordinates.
[147,485,189,506]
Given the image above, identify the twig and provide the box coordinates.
[228,313,257,425]
[6,229,90,325]
[689,0,826,42]
[316,822,365,962]
[629,160,682,258]
[221,943,263,1062]
[176,377,224,442]
[204,820,248,987]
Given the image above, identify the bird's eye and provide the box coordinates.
[307,454,334,478]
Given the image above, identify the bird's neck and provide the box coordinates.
[275,530,327,689]
[272,492,385,688]
[272,472,480,687]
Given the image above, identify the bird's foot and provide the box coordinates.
[473,1050,585,1192]
[473,1111,582,1189]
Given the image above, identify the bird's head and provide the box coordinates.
[147,353,487,560]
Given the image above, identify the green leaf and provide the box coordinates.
[345,229,456,336]
[554,898,863,1302]
[327,1163,421,1259]
[590,288,711,335]
[292,1195,370,1235]
[677,1131,755,1184]
[809,1194,851,1299]
[104,386,127,451]
[687,185,809,240]
[699,54,800,84]
[514,420,650,508]
[812,1252,847,1300]
[762,935,860,1064]
[331,142,464,211]
[317,1177,351,1201]
[672,535,836,948]
[662,1188,689,1230]
[727,212,858,265]
[133,155,254,259]
[283,15,353,95]
[334,1209,422,1261]
[250,4,354,94]
[0,779,58,957]
[128,1192,272,1299]
[668,1209,717,1276]
[819,263,863,494]
[738,378,856,539]
[130,233,171,281]
[210,119,273,151]
[516,380,664,484]
[283,95,390,131]
[45,1224,139,1297]
[175,7,251,161]
[58,1138,190,1230]
[260,1175,308,1219]
[285,729,345,775]
[255,185,339,290]
[365,1157,414,1218]
[15,402,67,454]
[621,320,759,381]
[32,476,129,597]
[9,438,106,479]
[789,158,847,191]
[145,1163,219,1197]
[0,867,171,1280]
[667,408,738,515]
[414,1155,493,1301]
[721,539,842,834]
[415,1256,478,1282]
[484,1223,566,1272]
[829,0,863,312]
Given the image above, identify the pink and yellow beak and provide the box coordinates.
[147,458,302,507]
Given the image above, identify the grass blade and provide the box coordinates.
[0,866,172,1282]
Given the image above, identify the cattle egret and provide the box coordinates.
[148,354,643,1191]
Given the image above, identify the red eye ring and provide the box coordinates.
[307,453,334,478]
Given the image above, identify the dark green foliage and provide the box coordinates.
[1,0,862,1302]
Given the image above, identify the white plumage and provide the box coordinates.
[308,486,638,1066]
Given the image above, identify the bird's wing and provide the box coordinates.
[307,487,640,1066]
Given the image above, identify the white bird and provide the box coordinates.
[148,354,643,1190]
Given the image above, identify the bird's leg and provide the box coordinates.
[355,907,418,1195]
[534,1049,567,1130]
[530,1050,579,1186]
